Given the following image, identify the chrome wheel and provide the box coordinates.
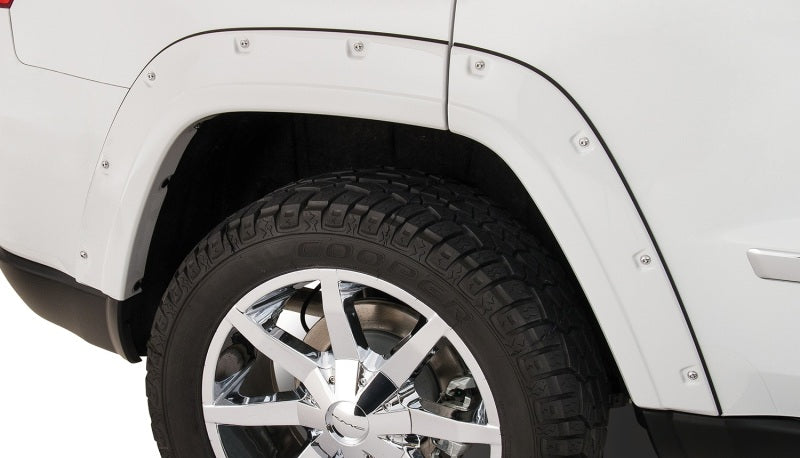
[202,269,501,457]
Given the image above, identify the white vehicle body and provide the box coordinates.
[1,0,799,437]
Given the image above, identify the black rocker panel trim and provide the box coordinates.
[638,408,800,457]
[0,247,140,362]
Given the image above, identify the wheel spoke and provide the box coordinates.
[362,435,406,457]
[368,410,411,436]
[228,310,318,379]
[213,364,253,400]
[409,409,501,445]
[227,310,334,406]
[343,448,368,458]
[334,359,360,401]
[204,400,322,428]
[301,433,340,457]
[379,315,450,386]
[296,440,327,458]
[320,271,367,360]
[356,372,399,414]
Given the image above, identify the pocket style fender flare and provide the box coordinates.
[77,30,718,415]
[76,29,449,296]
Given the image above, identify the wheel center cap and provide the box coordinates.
[325,401,369,444]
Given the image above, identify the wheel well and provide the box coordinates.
[132,111,625,398]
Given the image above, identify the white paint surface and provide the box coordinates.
[9,0,453,87]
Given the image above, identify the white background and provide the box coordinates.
[0,273,159,457]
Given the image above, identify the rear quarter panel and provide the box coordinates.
[454,0,800,416]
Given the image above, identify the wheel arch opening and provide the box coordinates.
[130,111,626,401]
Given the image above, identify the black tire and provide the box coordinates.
[146,169,611,457]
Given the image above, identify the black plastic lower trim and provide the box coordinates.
[0,247,140,362]
[638,408,800,457]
